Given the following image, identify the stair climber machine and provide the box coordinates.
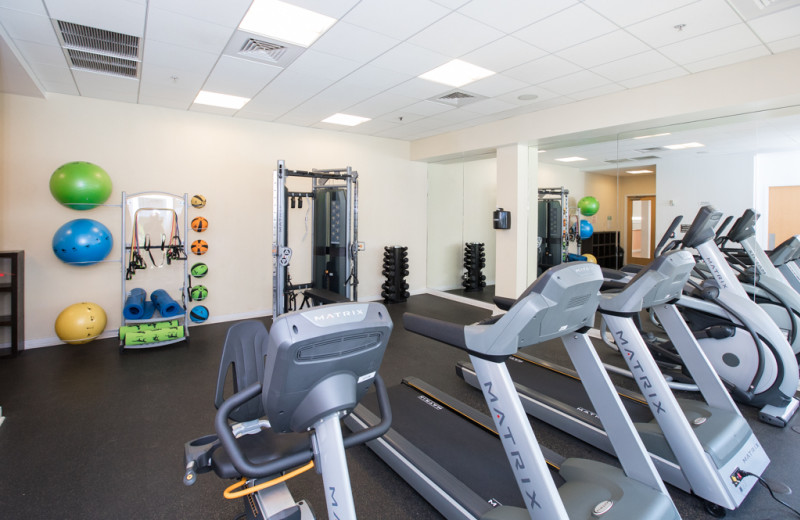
[600,206,799,427]
[345,262,681,520]
[458,250,775,516]
[717,209,800,359]
[182,302,393,520]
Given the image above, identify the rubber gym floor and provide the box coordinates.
[1,293,799,519]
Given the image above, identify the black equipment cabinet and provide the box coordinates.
[587,231,623,269]
[0,250,24,357]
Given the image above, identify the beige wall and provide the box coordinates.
[0,93,427,347]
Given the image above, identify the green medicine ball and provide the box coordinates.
[190,285,208,301]
[190,262,208,278]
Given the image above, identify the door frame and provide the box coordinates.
[626,195,656,266]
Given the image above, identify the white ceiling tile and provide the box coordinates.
[146,7,233,54]
[343,0,450,41]
[336,64,412,90]
[387,77,450,100]
[768,34,800,53]
[44,0,146,36]
[460,36,547,73]
[619,66,688,89]
[138,92,193,110]
[431,108,483,124]
[538,69,611,95]
[430,0,470,9]
[513,3,618,53]
[582,0,698,27]
[748,5,800,43]
[28,61,72,82]
[592,50,677,82]
[568,82,625,101]
[407,11,504,58]
[375,110,426,124]
[72,68,139,102]
[557,30,650,69]
[496,85,560,106]
[0,0,48,15]
[339,118,401,135]
[310,21,400,63]
[459,97,518,115]
[403,100,455,116]
[189,103,238,116]
[285,48,361,81]
[40,79,78,94]
[147,0,251,28]
[141,39,218,75]
[0,8,58,45]
[626,0,741,48]
[138,80,196,105]
[504,54,581,84]
[203,55,283,98]
[14,39,67,67]
[304,81,384,113]
[281,0,362,19]
[346,91,418,118]
[466,74,528,97]
[242,69,330,114]
[659,24,763,65]
[683,45,769,73]
[369,42,449,77]
[458,0,579,34]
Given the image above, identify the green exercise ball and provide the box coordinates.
[577,196,599,217]
[50,161,113,210]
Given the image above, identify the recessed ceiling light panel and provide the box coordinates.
[239,0,336,48]
[419,59,495,88]
[626,169,654,174]
[194,91,250,109]
[663,142,704,150]
[555,156,587,162]
[322,113,371,126]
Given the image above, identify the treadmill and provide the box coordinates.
[458,250,770,514]
[345,262,680,520]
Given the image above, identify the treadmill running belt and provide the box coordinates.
[360,382,560,509]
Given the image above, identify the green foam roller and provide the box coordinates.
[120,320,180,340]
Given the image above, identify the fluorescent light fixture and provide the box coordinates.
[193,90,250,109]
[626,169,653,174]
[239,0,336,48]
[419,59,495,87]
[555,156,587,162]
[663,142,704,150]
[322,113,371,126]
[633,132,671,140]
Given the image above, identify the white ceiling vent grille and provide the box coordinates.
[429,89,487,108]
[239,38,288,63]
[54,20,141,78]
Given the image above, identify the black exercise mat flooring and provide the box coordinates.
[1,294,799,519]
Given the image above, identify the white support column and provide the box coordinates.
[495,144,530,298]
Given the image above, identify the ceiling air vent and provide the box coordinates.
[239,38,288,63]
[632,155,661,160]
[54,20,141,78]
[429,89,487,108]
[604,158,632,164]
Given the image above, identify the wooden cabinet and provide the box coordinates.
[0,250,24,357]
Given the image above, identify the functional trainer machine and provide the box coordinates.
[346,262,680,520]
[458,251,770,514]
[272,160,359,317]
[182,302,393,519]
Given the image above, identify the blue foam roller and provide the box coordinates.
[142,301,156,319]
[151,289,183,318]
[123,288,147,319]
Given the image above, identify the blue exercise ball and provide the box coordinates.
[579,220,594,240]
[52,218,113,265]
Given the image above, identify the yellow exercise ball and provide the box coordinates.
[55,302,107,344]
[583,253,597,264]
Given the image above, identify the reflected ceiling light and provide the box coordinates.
[193,90,250,109]
[517,93,539,101]
[664,142,704,150]
[633,132,671,139]
[419,59,495,87]
[626,169,653,174]
[555,156,587,162]
[322,113,371,126]
[239,0,336,47]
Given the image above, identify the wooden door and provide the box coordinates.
[768,186,800,248]
[626,195,656,266]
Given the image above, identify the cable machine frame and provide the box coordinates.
[272,160,359,318]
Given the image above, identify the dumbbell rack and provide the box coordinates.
[462,242,486,292]
[381,246,409,304]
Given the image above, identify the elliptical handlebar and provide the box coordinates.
[654,215,683,257]
[726,209,757,243]
[214,375,392,480]
[681,206,722,248]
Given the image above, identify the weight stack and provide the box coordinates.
[381,246,410,304]
[462,242,486,292]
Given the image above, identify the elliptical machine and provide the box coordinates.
[660,206,799,426]
[182,302,393,519]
